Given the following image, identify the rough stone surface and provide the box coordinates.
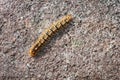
[0,0,120,80]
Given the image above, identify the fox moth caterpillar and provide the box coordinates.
[29,14,72,57]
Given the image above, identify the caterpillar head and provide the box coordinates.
[29,49,36,57]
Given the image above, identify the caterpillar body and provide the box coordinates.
[29,14,72,57]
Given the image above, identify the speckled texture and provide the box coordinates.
[0,0,120,80]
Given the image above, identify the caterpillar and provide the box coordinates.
[29,14,73,57]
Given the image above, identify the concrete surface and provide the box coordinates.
[0,0,120,80]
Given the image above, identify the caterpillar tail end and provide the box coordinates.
[67,14,73,20]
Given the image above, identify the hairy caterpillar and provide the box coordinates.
[29,14,72,57]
